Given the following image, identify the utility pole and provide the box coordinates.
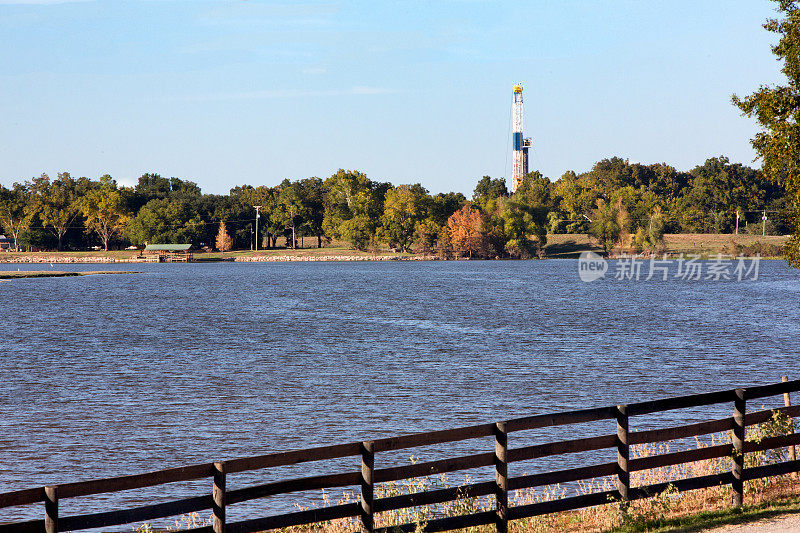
[762,210,767,237]
[735,210,739,235]
[253,206,262,252]
[291,205,296,249]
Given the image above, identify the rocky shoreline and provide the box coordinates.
[233,254,437,262]
[0,270,139,278]
[0,254,439,263]
[0,256,121,263]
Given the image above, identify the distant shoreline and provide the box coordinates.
[0,233,788,263]
[0,254,437,264]
[0,270,138,279]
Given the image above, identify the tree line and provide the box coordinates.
[0,155,789,258]
[733,0,800,267]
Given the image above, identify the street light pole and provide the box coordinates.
[254,206,262,252]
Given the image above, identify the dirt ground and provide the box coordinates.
[703,514,800,532]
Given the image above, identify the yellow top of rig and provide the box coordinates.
[512,83,523,93]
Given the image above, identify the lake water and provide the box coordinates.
[0,259,798,529]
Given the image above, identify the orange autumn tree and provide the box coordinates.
[215,221,233,252]
[446,205,490,258]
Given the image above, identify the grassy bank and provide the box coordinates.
[0,234,790,262]
[609,492,800,532]
[544,233,790,259]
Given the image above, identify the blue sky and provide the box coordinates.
[0,0,785,195]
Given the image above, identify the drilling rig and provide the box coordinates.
[511,84,532,193]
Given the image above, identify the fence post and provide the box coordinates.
[360,440,375,533]
[782,376,797,467]
[44,486,58,533]
[494,421,508,533]
[213,461,226,533]
[732,388,746,507]
[616,405,630,503]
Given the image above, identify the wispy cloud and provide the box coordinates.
[177,41,314,60]
[173,86,397,102]
[302,67,327,75]
[196,2,338,27]
[350,86,392,95]
[0,0,93,4]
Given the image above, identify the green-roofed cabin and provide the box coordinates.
[142,243,193,262]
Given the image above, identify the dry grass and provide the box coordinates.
[142,413,800,533]
[544,233,790,259]
[270,414,796,533]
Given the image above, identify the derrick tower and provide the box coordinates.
[511,84,532,193]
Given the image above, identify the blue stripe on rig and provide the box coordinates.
[513,132,522,151]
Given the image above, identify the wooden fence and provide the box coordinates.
[1,378,799,533]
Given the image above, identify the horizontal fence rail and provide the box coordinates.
[1,378,799,533]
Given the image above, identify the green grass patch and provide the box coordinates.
[608,495,800,532]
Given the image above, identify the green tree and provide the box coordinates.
[80,176,128,251]
[230,185,278,248]
[260,188,283,248]
[338,214,374,250]
[412,218,441,254]
[514,171,552,209]
[0,183,32,251]
[472,176,508,208]
[29,172,80,250]
[322,169,387,250]
[546,211,564,234]
[276,179,305,249]
[733,0,800,265]
[125,197,204,246]
[551,170,591,233]
[322,169,371,241]
[506,170,551,255]
[429,192,467,226]
[648,163,690,201]
[347,188,387,250]
[135,173,172,200]
[646,205,666,250]
[377,184,430,252]
[299,177,326,247]
[169,177,202,197]
[499,200,547,258]
[679,157,766,233]
[588,198,621,255]
[270,177,329,248]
